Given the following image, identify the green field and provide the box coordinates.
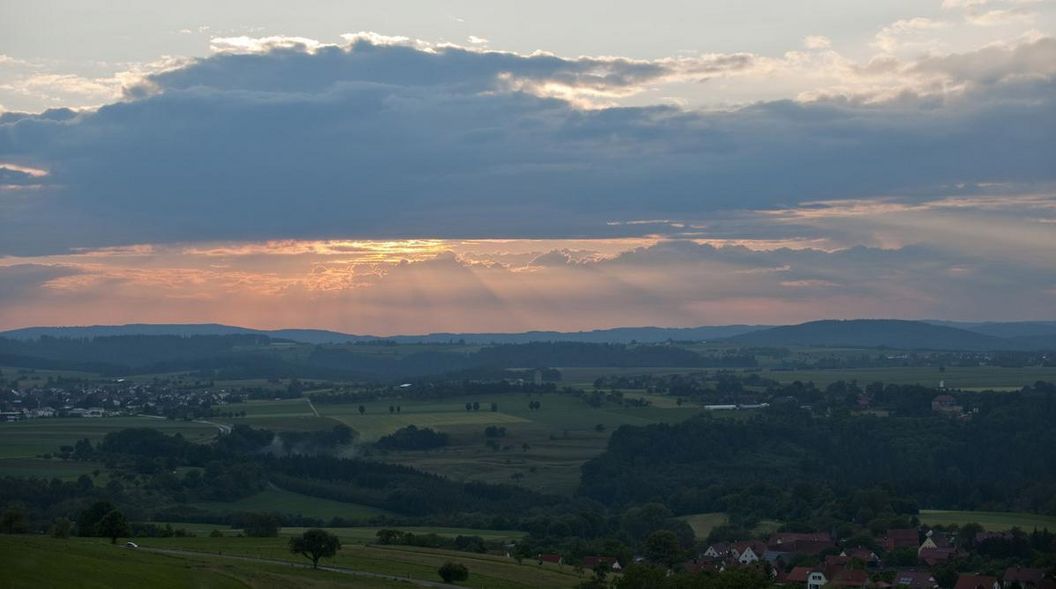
[680,512,729,539]
[278,526,526,544]
[919,510,1056,531]
[560,363,1056,390]
[678,513,782,540]
[188,485,393,521]
[0,535,425,588]
[128,535,586,589]
[764,365,1056,389]
[322,393,703,494]
[0,416,217,459]
[144,523,526,543]
[0,457,102,480]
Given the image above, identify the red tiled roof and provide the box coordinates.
[785,567,814,583]
[954,574,998,589]
[919,547,956,566]
[1004,568,1046,585]
[832,569,870,588]
[582,556,618,569]
[885,529,920,550]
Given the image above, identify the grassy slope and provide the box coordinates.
[678,513,782,540]
[0,535,409,589]
[0,416,216,459]
[329,393,703,495]
[0,457,103,480]
[188,485,393,520]
[125,536,585,589]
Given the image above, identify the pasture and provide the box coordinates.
[538,363,1056,391]
[133,535,586,589]
[0,416,216,459]
[187,485,393,521]
[322,392,703,494]
[678,513,781,540]
[0,535,417,589]
[279,526,526,544]
[919,510,1056,531]
[762,365,1056,389]
[0,457,101,480]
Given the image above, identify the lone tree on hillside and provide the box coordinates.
[289,528,341,569]
[97,509,131,544]
[438,561,469,583]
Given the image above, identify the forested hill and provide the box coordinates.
[0,335,719,378]
[0,323,765,344]
[578,384,1056,518]
[723,319,1035,350]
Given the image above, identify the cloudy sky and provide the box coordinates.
[1,1,1054,334]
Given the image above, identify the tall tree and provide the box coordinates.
[289,528,341,569]
[97,510,131,544]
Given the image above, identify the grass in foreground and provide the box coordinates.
[130,535,586,588]
[0,535,409,589]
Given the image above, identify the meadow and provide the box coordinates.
[677,513,782,540]
[326,392,704,494]
[919,510,1056,531]
[0,416,216,459]
[0,535,432,589]
[761,365,1056,389]
[130,534,587,589]
[187,485,393,521]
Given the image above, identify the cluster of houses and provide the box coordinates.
[0,382,236,423]
[687,529,1053,589]
[528,525,1053,589]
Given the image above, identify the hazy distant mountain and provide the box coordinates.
[926,320,1056,339]
[0,323,766,345]
[724,319,1015,351]
[4,320,1053,350]
[382,325,766,344]
[0,323,256,339]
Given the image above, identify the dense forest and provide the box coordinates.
[580,382,1056,520]
[0,335,721,379]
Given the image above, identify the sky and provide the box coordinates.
[0,1,1054,334]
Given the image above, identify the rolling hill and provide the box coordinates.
[0,323,766,344]
[724,319,1015,350]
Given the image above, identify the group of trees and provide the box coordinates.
[581,386,1056,520]
[374,425,449,451]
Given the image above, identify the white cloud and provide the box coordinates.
[873,17,950,53]
[804,35,832,49]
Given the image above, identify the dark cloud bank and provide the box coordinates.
[0,37,1054,255]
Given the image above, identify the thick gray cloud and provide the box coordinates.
[1,37,1054,255]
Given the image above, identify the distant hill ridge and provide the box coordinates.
[2,319,1055,350]
[726,319,1056,351]
[0,323,766,345]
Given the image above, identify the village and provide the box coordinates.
[535,527,1053,589]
